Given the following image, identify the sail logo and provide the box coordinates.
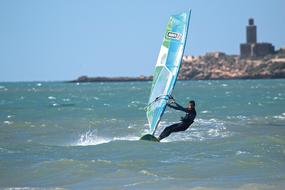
[167,32,182,40]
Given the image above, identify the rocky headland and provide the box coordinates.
[71,48,285,82]
[179,49,285,80]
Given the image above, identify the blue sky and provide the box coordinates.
[0,0,284,82]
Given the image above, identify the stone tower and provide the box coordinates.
[240,18,274,58]
[246,18,257,44]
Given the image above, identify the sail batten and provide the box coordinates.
[146,10,191,135]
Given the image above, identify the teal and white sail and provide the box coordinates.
[146,10,191,135]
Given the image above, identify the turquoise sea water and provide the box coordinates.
[0,79,285,190]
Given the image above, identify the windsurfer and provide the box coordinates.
[158,97,196,141]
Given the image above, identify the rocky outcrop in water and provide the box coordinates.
[70,75,152,83]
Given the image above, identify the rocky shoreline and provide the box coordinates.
[179,50,285,80]
[71,49,285,83]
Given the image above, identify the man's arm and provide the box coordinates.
[167,102,188,112]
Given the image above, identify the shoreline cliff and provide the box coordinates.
[179,50,285,80]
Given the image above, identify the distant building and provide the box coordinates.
[205,52,226,59]
[240,18,274,58]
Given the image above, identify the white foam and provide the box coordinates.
[93,96,99,100]
[113,135,138,141]
[273,114,285,120]
[158,118,232,142]
[236,150,250,155]
[48,96,56,100]
[3,121,14,125]
[77,130,111,146]
[0,86,8,91]
[52,103,59,107]
[139,170,158,177]
[236,115,247,120]
[75,130,139,146]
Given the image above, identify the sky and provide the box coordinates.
[0,0,284,82]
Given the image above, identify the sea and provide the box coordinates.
[0,79,284,190]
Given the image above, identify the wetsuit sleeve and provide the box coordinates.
[188,110,196,121]
[167,102,188,112]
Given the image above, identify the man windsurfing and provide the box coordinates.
[158,96,196,141]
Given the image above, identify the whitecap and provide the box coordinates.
[208,128,220,137]
[236,115,247,120]
[48,96,56,100]
[236,150,250,155]
[201,110,209,114]
[113,135,138,141]
[131,101,141,104]
[124,182,144,187]
[3,121,13,125]
[0,86,8,91]
[139,170,158,177]
[221,83,228,87]
[96,159,112,164]
[159,118,232,142]
[36,83,42,87]
[75,130,139,146]
[273,115,285,120]
[77,130,111,146]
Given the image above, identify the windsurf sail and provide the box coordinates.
[146,10,191,135]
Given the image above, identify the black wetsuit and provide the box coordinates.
[159,102,196,140]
